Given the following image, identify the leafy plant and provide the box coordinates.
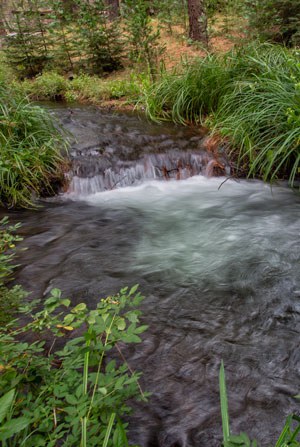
[0,389,31,443]
[0,285,147,446]
[0,217,22,283]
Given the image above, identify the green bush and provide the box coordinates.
[0,83,69,208]
[75,0,123,75]
[0,286,147,446]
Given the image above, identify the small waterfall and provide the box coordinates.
[51,106,230,195]
[67,151,227,195]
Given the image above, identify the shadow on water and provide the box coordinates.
[2,107,300,447]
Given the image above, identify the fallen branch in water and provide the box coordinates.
[218,176,240,190]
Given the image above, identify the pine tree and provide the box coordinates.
[187,0,208,44]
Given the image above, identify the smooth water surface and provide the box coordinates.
[4,108,300,447]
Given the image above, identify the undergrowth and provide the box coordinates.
[0,286,147,446]
[12,71,148,105]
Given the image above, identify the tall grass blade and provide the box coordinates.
[102,412,116,447]
[219,361,230,445]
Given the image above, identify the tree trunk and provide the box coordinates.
[187,0,208,44]
[62,0,77,15]
[105,0,120,19]
[0,0,8,36]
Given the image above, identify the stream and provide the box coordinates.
[3,106,300,447]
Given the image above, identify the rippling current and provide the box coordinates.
[4,108,300,447]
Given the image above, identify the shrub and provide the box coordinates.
[0,286,147,446]
[0,84,69,208]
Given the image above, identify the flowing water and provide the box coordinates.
[4,107,300,447]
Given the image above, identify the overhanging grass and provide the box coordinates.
[0,83,69,208]
[144,43,300,186]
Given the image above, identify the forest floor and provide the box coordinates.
[97,14,247,110]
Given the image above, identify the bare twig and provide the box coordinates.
[115,343,146,400]
[218,176,240,190]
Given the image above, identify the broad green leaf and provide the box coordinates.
[50,288,61,299]
[0,416,30,441]
[126,311,139,323]
[72,303,87,313]
[63,313,75,325]
[117,318,126,331]
[60,299,71,307]
[123,334,141,343]
[113,420,129,447]
[0,389,15,424]
[129,284,139,296]
[98,387,107,395]
[65,394,78,405]
[134,325,148,334]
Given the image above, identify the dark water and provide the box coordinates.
[4,107,300,447]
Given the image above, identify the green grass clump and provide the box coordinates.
[0,83,68,208]
[29,72,68,101]
[13,71,146,105]
[68,73,145,104]
[144,52,231,124]
[214,45,300,185]
[145,43,300,186]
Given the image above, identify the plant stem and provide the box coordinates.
[81,328,92,447]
